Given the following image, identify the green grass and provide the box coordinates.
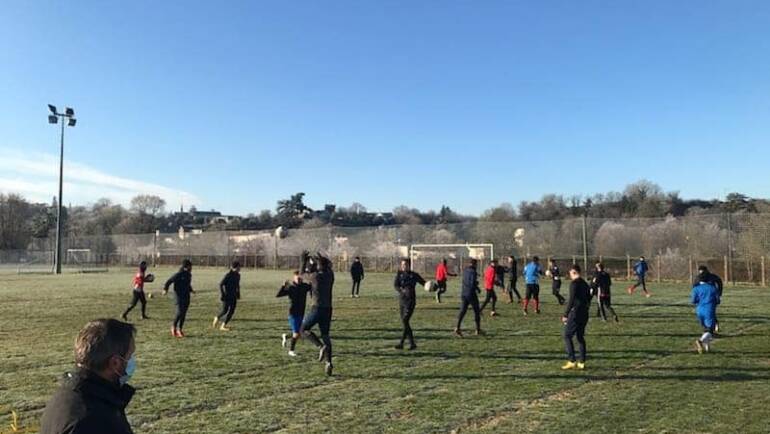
[1,268,769,433]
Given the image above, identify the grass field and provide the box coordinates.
[1,267,769,434]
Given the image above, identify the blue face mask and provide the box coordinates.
[118,354,136,386]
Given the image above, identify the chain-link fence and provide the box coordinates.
[4,213,770,284]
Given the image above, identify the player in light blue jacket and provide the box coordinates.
[690,280,720,353]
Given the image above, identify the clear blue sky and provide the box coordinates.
[2,1,769,215]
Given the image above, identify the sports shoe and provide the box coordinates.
[318,345,328,362]
[453,329,463,338]
[177,329,185,338]
[627,286,635,295]
[288,350,298,357]
[282,333,288,348]
[394,343,404,350]
[695,339,704,354]
[324,362,333,376]
[522,309,528,316]
[561,361,577,370]
[141,315,150,320]
[715,323,720,333]
[703,342,710,352]
[644,292,652,298]
[475,329,485,336]
[212,316,219,328]
[408,343,417,351]
[171,327,177,337]
[614,316,619,323]
[535,309,541,314]
[121,313,128,321]
[219,323,231,331]
[490,311,498,317]
[577,362,585,370]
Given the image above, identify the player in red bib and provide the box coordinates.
[121,261,154,321]
[479,259,499,316]
[434,258,457,303]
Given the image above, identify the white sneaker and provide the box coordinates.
[282,333,287,348]
[288,350,297,357]
[703,342,711,352]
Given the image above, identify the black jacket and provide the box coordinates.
[461,266,481,298]
[591,271,612,297]
[350,261,365,280]
[220,270,241,300]
[40,368,135,434]
[394,270,426,302]
[164,269,193,298]
[276,281,311,317]
[564,278,592,317]
[505,261,518,282]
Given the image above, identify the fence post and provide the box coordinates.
[656,254,661,283]
[761,256,766,287]
[688,256,693,284]
[626,254,631,280]
[724,255,729,284]
[581,215,588,272]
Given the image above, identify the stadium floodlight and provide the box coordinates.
[47,104,77,275]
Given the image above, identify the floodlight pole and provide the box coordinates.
[54,117,65,274]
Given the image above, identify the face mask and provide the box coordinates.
[118,354,137,386]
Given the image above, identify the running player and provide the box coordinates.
[479,260,499,316]
[300,251,335,376]
[350,257,364,298]
[277,271,311,357]
[393,258,426,350]
[121,261,153,321]
[212,261,241,331]
[434,258,457,303]
[163,259,195,338]
[523,256,544,315]
[627,256,652,297]
[591,262,618,322]
[561,264,591,370]
[693,265,724,332]
[504,256,522,304]
[548,258,566,305]
[691,277,720,354]
[454,259,483,337]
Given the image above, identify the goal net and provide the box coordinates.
[66,249,109,273]
[409,243,494,275]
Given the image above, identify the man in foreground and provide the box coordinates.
[562,264,591,370]
[41,318,137,434]
[393,258,426,350]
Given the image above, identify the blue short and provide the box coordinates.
[288,314,303,333]
[697,311,716,331]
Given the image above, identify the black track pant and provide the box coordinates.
[217,297,237,324]
[480,289,497,312]
[174,296,190,330]
[456,294,481,331]
[506,280,522,302]
[552,280,565,304]
[303,307,333,363]
[597,296,618,321]
[630,276,648,293]
[123,290,147,318]
[564,310,589,362]
[399,298,416,346]
[351,279,362,296]
[436,280,447,302]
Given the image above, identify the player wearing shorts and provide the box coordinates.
[523,256,544,315]
[691,278,720,353]
[693,266,723,332]
[276,271,311,356]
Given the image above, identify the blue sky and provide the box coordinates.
[2,1,769,215]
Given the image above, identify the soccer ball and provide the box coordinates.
[424,281,438,292]
[147,292,154,299]
[545,270,552,277]
[145,273,155,283]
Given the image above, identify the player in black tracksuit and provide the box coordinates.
[561,264,592,369]
[350,257,365,298]
[693,265,724,332]
[591,262,618,322]
[454,259,483,337]
[300,251,335,376]
[276,271,311,356]
[213,261,241,331]
[549,259,566,305]
[504,256,522,303]
[393,258,426,350]
[163,259,195,338]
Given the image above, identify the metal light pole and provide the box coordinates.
[48,105,77,274]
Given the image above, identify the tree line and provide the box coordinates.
[1,179,767,251]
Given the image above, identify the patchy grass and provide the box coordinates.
[1,268,768,433]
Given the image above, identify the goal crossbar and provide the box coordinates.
[409,243,494,262]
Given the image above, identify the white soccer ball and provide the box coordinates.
[545,270,552,277]
[424,281,437,292]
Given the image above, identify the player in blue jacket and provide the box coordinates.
[627,256,652,297]
[522,256,544,315]
[690,279,720,354]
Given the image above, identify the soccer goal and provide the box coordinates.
[66,249,109,273]
[409,243,494,274]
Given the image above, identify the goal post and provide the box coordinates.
[66,248,109,273]
[409,243,494,274]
